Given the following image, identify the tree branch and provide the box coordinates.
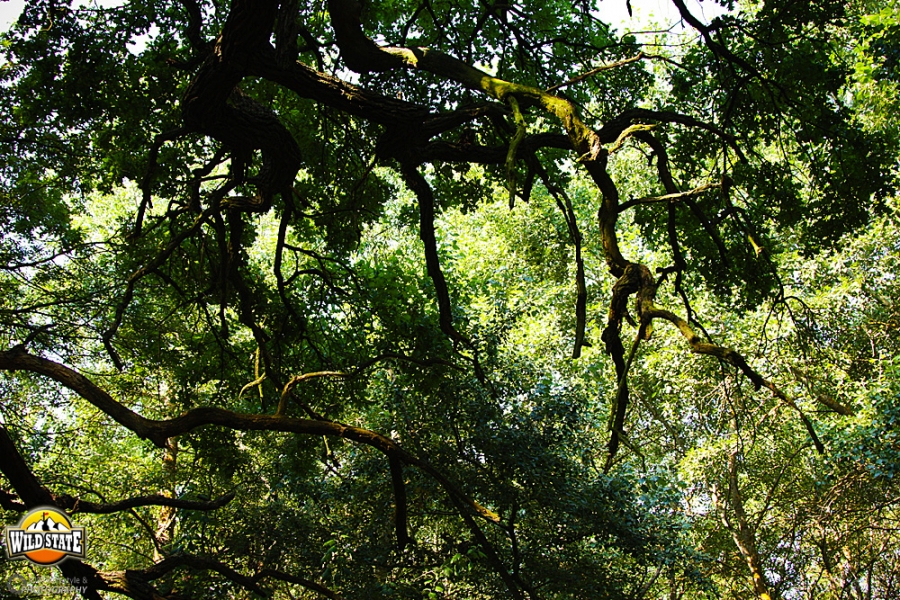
[642,307,825,454]
[133,127,190,239]
[0,424,114,600]
[617,179,723,213]
[0,347,502,524]
[104,182,236,369]
[399,161,471,346]
[0,488,236,515]
[277,371,351,417]
[545,52,645,92]
[390,455,414,551]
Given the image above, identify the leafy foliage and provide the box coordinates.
[0,0,899,599]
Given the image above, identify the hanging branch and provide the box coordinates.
[530,158,588,358]
[133,127,189,239]
[602,263,657,459]
[399,161,471,347]
[506,95,527,208]
[390,455,414,551]
[103,181,236,370]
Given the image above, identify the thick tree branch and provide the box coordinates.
[0,347,501,524]
[178,0,303,212]
[251,45,432,127]
[0,424,117,599]
[602,263,656,458]
[0,488,235,515]
[325,0,636,276]
[599,247,825,460]
[0,348,527,595]
[178,0,205,51]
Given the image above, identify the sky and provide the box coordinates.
[0,0,24,31]
[0,0,726,36]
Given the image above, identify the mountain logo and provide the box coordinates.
[3,506,86,566]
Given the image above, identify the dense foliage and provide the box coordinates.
[0,0,898,598]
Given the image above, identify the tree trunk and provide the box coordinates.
[724,450,775,600]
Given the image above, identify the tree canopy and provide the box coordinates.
[1,0,899,598]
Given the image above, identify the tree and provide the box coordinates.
[0,0,897,598]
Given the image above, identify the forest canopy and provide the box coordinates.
[1,0,899,598]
